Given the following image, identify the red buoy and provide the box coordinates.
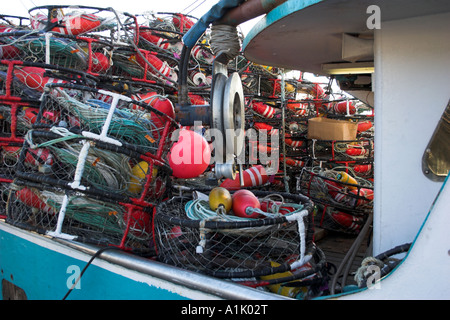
[220,165,268,190]
[168,130,211,179]
[232,190,261,218]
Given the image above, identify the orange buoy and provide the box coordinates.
[220,165,268,190]
[287,100,307,115]
[251,101,276,119]
[16,187,55,215]
[331,211,363,232]
[150,96,175,135]
[232,189,261,218]
[31,13,102,35]
[357,120,373,132]
[285,134,303,148]
[191,45,215,64]
[260,200,296,215]
[345,147,368,157]
[139,28,183,53]
[123,208,151,237]
[13,66,66,92]
[172,14,195,32]
[168,130,211,179]
[135,53,178,82]
[332,101,356,114]
[90,52,110,73]
[188,93,207,105]
[253,122,278,136]
[280,156,305,167]
[353,164,372,174]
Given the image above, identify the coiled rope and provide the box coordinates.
[209,24,240,62]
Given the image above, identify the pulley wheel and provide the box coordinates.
[223,72,245,158]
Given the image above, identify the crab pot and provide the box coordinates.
[32,83,177,158]
[154,191,315,280]
[111,47,178,87]
[6,181,154,251]
[313,203,368,235]
[302,138,374,162]
[297,167,373,211]
[13,129,171,205]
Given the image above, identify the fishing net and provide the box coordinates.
[301,138,374,162]
[5,84,176,250]
[111,47,178,88]
[296,167,372,234]
[6,181,154,250]
[154,190,316,280]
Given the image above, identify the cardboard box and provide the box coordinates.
[307,117,357,141]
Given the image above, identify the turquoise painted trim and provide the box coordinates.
[314,174,450,300]
[242,0,323,50]
[0,227,187,300]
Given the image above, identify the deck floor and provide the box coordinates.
[315,228,372,290]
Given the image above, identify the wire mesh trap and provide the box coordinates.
[4,83,177,250]
[153,190,317,281]
[6,180,154,250]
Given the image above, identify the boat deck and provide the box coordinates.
[315,227,371,290]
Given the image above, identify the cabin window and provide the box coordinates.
[422,99,450,181]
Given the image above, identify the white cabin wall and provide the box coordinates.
[373,12,450,255]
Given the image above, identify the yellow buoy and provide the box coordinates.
[128,161,157,194]
[208,187,232,213]
[260,261,306,298]
[336,171,358,190]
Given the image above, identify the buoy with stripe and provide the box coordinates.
[353,164,372,174]
[188,93,207,105]
[285,134,303,148]
[16,187,56,215]
[333,189,373,208]
[191,45,215,64]
[280,156,305,167]
[312,83,325,98]
[287,100,307,115]
[251,101,276,119]
[135,53,178,82]
[139,28,183,53]
[30,12,102,35]
[220,165,268,190]
[331,210,363,232]
[172,14,195,33]
[13,66,66,92]
[189,70,208,86]
[330,100,356,114]
[260,200,296,215]
[345,147,368,157]
[253,122,278,136]
[3,146,53,168]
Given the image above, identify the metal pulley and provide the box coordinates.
[210,61,245,180]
